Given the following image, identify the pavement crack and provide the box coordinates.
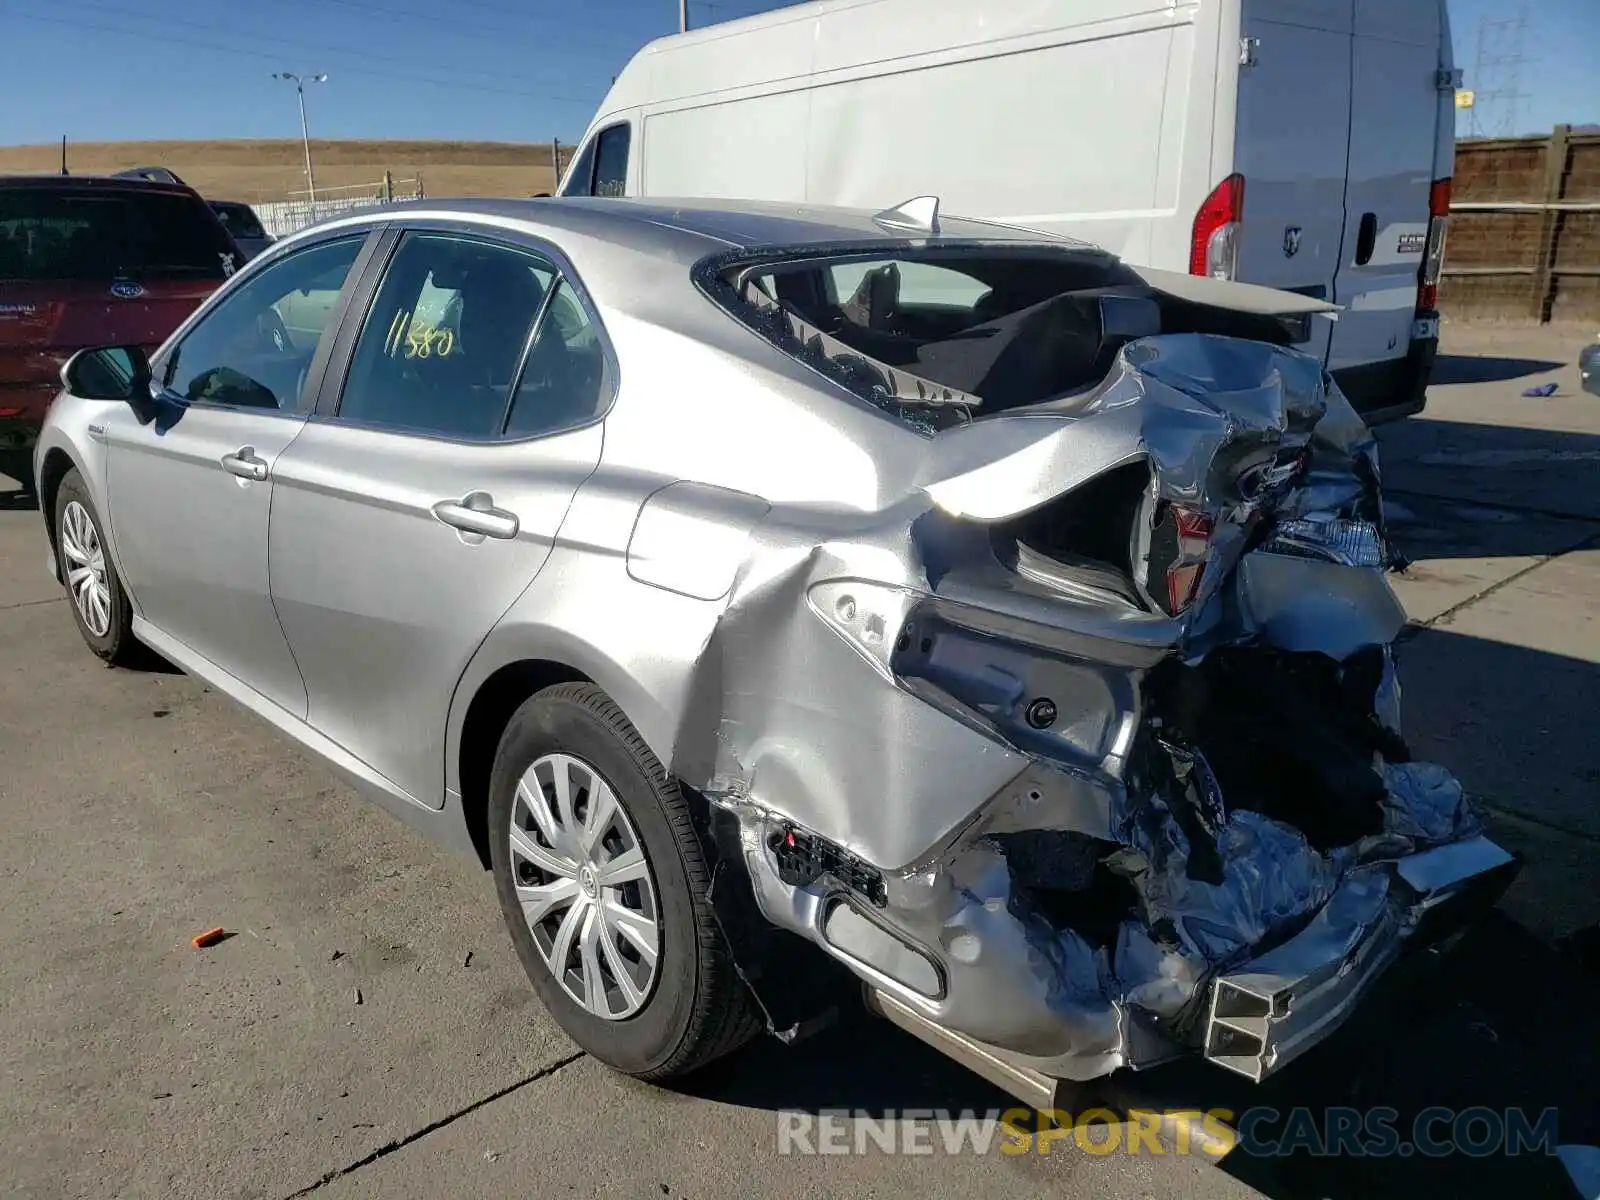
[1398,529,1600,638]
[0,597,59,612]
[280,1050,586,1197]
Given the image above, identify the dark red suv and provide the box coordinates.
[0,175,240,493]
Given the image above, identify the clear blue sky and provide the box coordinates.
[0,0,1593,147]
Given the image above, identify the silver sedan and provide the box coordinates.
[33,196,1513,1100]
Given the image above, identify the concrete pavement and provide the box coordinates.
[1,322,1596,1199]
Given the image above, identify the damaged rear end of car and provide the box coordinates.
[671,228,1517,1096]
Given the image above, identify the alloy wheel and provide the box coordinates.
[509,752,661,1020]
[60,500,112,638]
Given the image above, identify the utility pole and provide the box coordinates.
[1467,10,1529,138]
[272,72,329,203]
[679,0,688,32]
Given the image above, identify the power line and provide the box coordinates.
[274,0,640,54]
[11,10,597,104]
[46,0,570,87]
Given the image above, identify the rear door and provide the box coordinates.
[1233,0,1354,366]
[1327,0,1441,372]
[267,226,608,807]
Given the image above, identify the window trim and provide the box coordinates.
[315,218,619,446]
[148,228,381,421]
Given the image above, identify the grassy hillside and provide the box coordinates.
[0,139,563,203]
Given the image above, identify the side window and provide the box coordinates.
[337,231,554,439]
[592,124,631,198]
[559,138,597,198]
[162,234,363,410]
[504,280,607,438]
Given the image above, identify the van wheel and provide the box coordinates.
[488,682,761,1079]
[54,469,137,665]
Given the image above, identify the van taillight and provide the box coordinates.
[1191,174,1245,279]
[1417,177,1451,312]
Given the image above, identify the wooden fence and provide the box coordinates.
[1442,125,1600,323]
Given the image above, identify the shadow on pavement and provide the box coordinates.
[672,622,1600,1198]
[1429,355,1564,385]
[0,486,38,512]
[1378,418,1600,522]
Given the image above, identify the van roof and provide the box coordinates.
[595,0,1205,117]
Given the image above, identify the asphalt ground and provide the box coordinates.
[2,322,1596,1199]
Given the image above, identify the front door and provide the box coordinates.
[104,233,369,715]
[268,228,610,806]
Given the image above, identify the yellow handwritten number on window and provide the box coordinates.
[384,308,456,360]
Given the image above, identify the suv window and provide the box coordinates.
[337,232,554,439]
[211,202,266,240]
[0,185,237,281]
[593,125,630,197]
[161,235,364,410]
[504,280,607,437]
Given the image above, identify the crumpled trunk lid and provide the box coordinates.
[918,332,1396,646]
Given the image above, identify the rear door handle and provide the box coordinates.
[1354,211,1378,266]
[433,491,519,541]
[221,446,269,481]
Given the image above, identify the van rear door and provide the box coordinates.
[1327,0,1442,376]
[1231,0,1354,366]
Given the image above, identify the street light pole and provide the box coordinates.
[272,72,328,204]
[679,0,688,32]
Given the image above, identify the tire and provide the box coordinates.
[53,468,138,665]
[488,682,760,1080]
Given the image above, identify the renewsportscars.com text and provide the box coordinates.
[775,1106,1561,1158]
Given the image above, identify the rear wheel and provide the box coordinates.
[488,682,760,1080]
[54,469,137,665]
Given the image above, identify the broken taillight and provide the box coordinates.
[1145,502,1216,616]
[1417,178,1451,312]
[1166,506,1215,612]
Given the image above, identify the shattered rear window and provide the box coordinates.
[696,243,1147,434]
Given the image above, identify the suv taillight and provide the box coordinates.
[1191,174,1245,279]
[1418,177,1451,312]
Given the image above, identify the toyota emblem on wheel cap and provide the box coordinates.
[1283,226,1303,258]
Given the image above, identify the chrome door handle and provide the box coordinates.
[432,492,519,540]
[221,447,269,481]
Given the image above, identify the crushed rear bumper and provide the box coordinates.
[1203,835,1518,1082]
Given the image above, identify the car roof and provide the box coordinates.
[0,174,201,198]
[324,194,1079,260]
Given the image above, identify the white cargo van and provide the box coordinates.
[560,0,1458,422]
